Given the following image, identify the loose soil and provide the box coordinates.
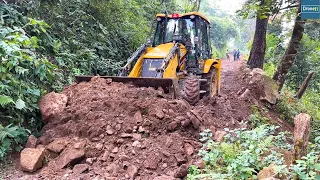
[0,57,292,180]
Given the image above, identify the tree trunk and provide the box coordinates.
[247,17,268,69]
[272,1,305,92]
[197,0,201,11]
[295,71,314,99]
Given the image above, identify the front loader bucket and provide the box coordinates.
[75,76,180,98]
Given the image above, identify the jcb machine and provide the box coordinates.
[76,12,221,105]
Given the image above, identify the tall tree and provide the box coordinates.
[238,0,298,69]
[272,0,305,91]
[238,0,279,69]
[247,15,268,69]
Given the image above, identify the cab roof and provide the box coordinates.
[156,12,210,24]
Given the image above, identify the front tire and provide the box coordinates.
[183,75,200,105]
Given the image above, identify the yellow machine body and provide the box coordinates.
[75,12,222,101]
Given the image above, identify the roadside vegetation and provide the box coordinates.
[0,1,319,179]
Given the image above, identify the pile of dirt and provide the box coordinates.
[16,71,254,180]
[10,59,293,180]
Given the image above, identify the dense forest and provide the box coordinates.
[0,0,319,179]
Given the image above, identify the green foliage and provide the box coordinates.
[286,33,320,92]
[188,125,320,180]
[291,137,320,180]
[0,4,60,159]
[0,0,179,159]
[189,125,292,179]
[23,0,177,78]
[0,95,14,107]
[0,9,56,129]
[210,16,238,53]
[237,0,297,20]
[249,105,269,128]
[0,124,30,159]
[275,91,320,141]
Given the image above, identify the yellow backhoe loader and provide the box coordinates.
[75,12,221,105]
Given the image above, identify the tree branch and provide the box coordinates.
[279,4,298,11]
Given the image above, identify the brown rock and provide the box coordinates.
[144,155,160,170]
[190,110,202,120]
[25,135,37,148]
[240,89,251,100]
[126,165,139,178]
[106,125,114,135]
[138,126,145,133]
[294,113,311,159]
[257,164,276,180]
[73,164,89,174]
[184,143,194,156]
[214,130,227,142]
[120,133,132,138]
[191,116,200,129]
[174,153,187,164]
[134,111,143,123]
[132,141,141,147]
[106,78,112,84]
[86,158,93,165]
[47,139,67,153]
[55,148,85,169]
[153,175,176,180]
[194,159,204,169]
[106,163,120,174]
[74,141,86,149]
[249,68,279,104]
[38,92,68,123]
[174,164,188,178]
[132,133,142,141]
[175,116,185,121]
[95,143,104,151]
[236,87,246,95]
[20,148,45,172]
[209,126,216,134]
[101,151,109,161]
[162,150,171,157]
[168,121,179,131]
[80,174,91,180]
[155,108,165,119]
[181,119,191,127]
[111,147,119,153]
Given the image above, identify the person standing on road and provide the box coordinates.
[237,49,240,61]
[226,49,230,60]
[233,49,237,61]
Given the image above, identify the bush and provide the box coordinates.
[0,124,30,159]
[249,105,269,128]
[188,125,320,180]
[275,91,320,141]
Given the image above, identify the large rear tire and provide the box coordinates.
[202,67,218,98]
[183,75,200,105]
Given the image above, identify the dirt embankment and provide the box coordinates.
[2,58,291,180]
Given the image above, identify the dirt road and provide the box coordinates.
[1,57,282,180]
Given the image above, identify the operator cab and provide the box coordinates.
[152,12,212,61]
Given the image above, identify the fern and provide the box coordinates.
[0,95,14,107]
[0,124,29,159]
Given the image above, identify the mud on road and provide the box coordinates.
[1,58,289,180]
